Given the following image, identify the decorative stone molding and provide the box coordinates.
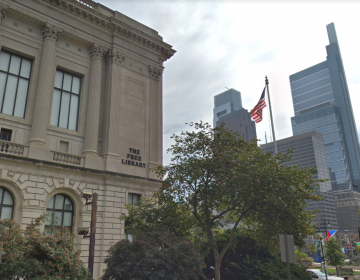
[90,43,105,59]
[42,22,62,41]
[106,49,125,65]
[148,65,163,81]
[40,0,175,61]
[0,5,7,23]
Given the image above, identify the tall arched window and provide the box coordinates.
[45,194,73,233]
[0,187,14,220]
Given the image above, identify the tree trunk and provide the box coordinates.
[214,255,221,280]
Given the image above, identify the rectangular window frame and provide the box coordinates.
[51,69,81,131]
[0,50,32,119]
[128,193,141,205]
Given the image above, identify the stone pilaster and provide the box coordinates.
[28,23,62,161]
[102,49,125,171]
[0,5,7,24]
[83,43,105,156]
[148,65,163,167]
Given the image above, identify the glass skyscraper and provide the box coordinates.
[213,88,242,127]
[290,23,360,192]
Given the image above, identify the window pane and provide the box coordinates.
[45,213,52,225]
[133,195,140,205]
[0,72,7,110]
[55,71,63,89]
[3,190,13,205]
[59,92,70,128]
[20,59,31,78]
[9,56,21,75]
[63,73,72,92]
[50,89,61,126]
[64,198,72,210]
[71,76,80,94]
[63,212,72,226]
[0,188,3,203]
[47,196,55,209]
[2,75,18,115]
[13,78,28,118]
[1,207,12,219]
[54,195,64,209]
[54,211,63,226]
[68,95,78,131]
[0,52,11,72]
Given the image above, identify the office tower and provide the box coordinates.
[213,88,242,127]
[216,108,256,142]
[0,0,175,278]
[334,192,360,231]
[261,132,338,232]
[289,23,360,192]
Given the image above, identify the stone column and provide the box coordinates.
[102,49,125,171]
[83,43,105,156]
[148,65,162,167]
[28,23,62,160]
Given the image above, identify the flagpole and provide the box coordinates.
[265,76,277,155]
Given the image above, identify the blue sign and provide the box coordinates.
[313,240,322,263]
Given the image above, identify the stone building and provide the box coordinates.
[0,0,175,278]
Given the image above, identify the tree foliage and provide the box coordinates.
[325,237,344,268]
[200,229,311,280]
[0,215,90,280]
[101,229,204,280]
[152,121,321,280]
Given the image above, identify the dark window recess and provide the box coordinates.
[128,193,141,205]
[217,110,227,117]
[0,129,12,141]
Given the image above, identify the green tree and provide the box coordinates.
[0,215,90,280]
[199,229,311,280]
[151,122,321,280]
[294,249,307,264]
[325,237,344,270]
[101,229,204,280]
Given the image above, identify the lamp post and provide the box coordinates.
[323,220,331,242]
[79,192,98,279]
[316,229,329,280]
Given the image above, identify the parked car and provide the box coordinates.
[306,269,343,280]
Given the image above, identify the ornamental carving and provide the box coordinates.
[40,0,175,61]
[90,43,105,59]
[0,5,7,23]
[148,65,163,81]
[106,49,125,64]
[43,23,62,41]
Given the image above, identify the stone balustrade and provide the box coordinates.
[74,0,96,9]
[52,151,84,166]
[0,141,27,156]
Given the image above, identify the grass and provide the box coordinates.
[315,267,360,275]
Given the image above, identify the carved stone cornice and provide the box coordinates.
[90,43,105,59]
[106,49,125,65]
[43,23,62,41]
[0,5,7,23]
[39,0,176,61]
[148,65,163,81]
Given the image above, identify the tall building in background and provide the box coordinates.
[216,108,256,142]
[213,88,242,127]
[260,132,338,232]
[289,23,360,192]
[213,89,256,141]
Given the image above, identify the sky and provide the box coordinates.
[99,0,360,164]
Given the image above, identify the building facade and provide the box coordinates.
[0,0,175,278]
[216,108,256,142]
[260,131,338,232]
[290,23,360,192]
[213,88,242,127]
[334,191,360,232]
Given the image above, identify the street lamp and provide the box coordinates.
[315,228,329,280]
[78,191,98,279]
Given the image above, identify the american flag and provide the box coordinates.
[250,87,266,123]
